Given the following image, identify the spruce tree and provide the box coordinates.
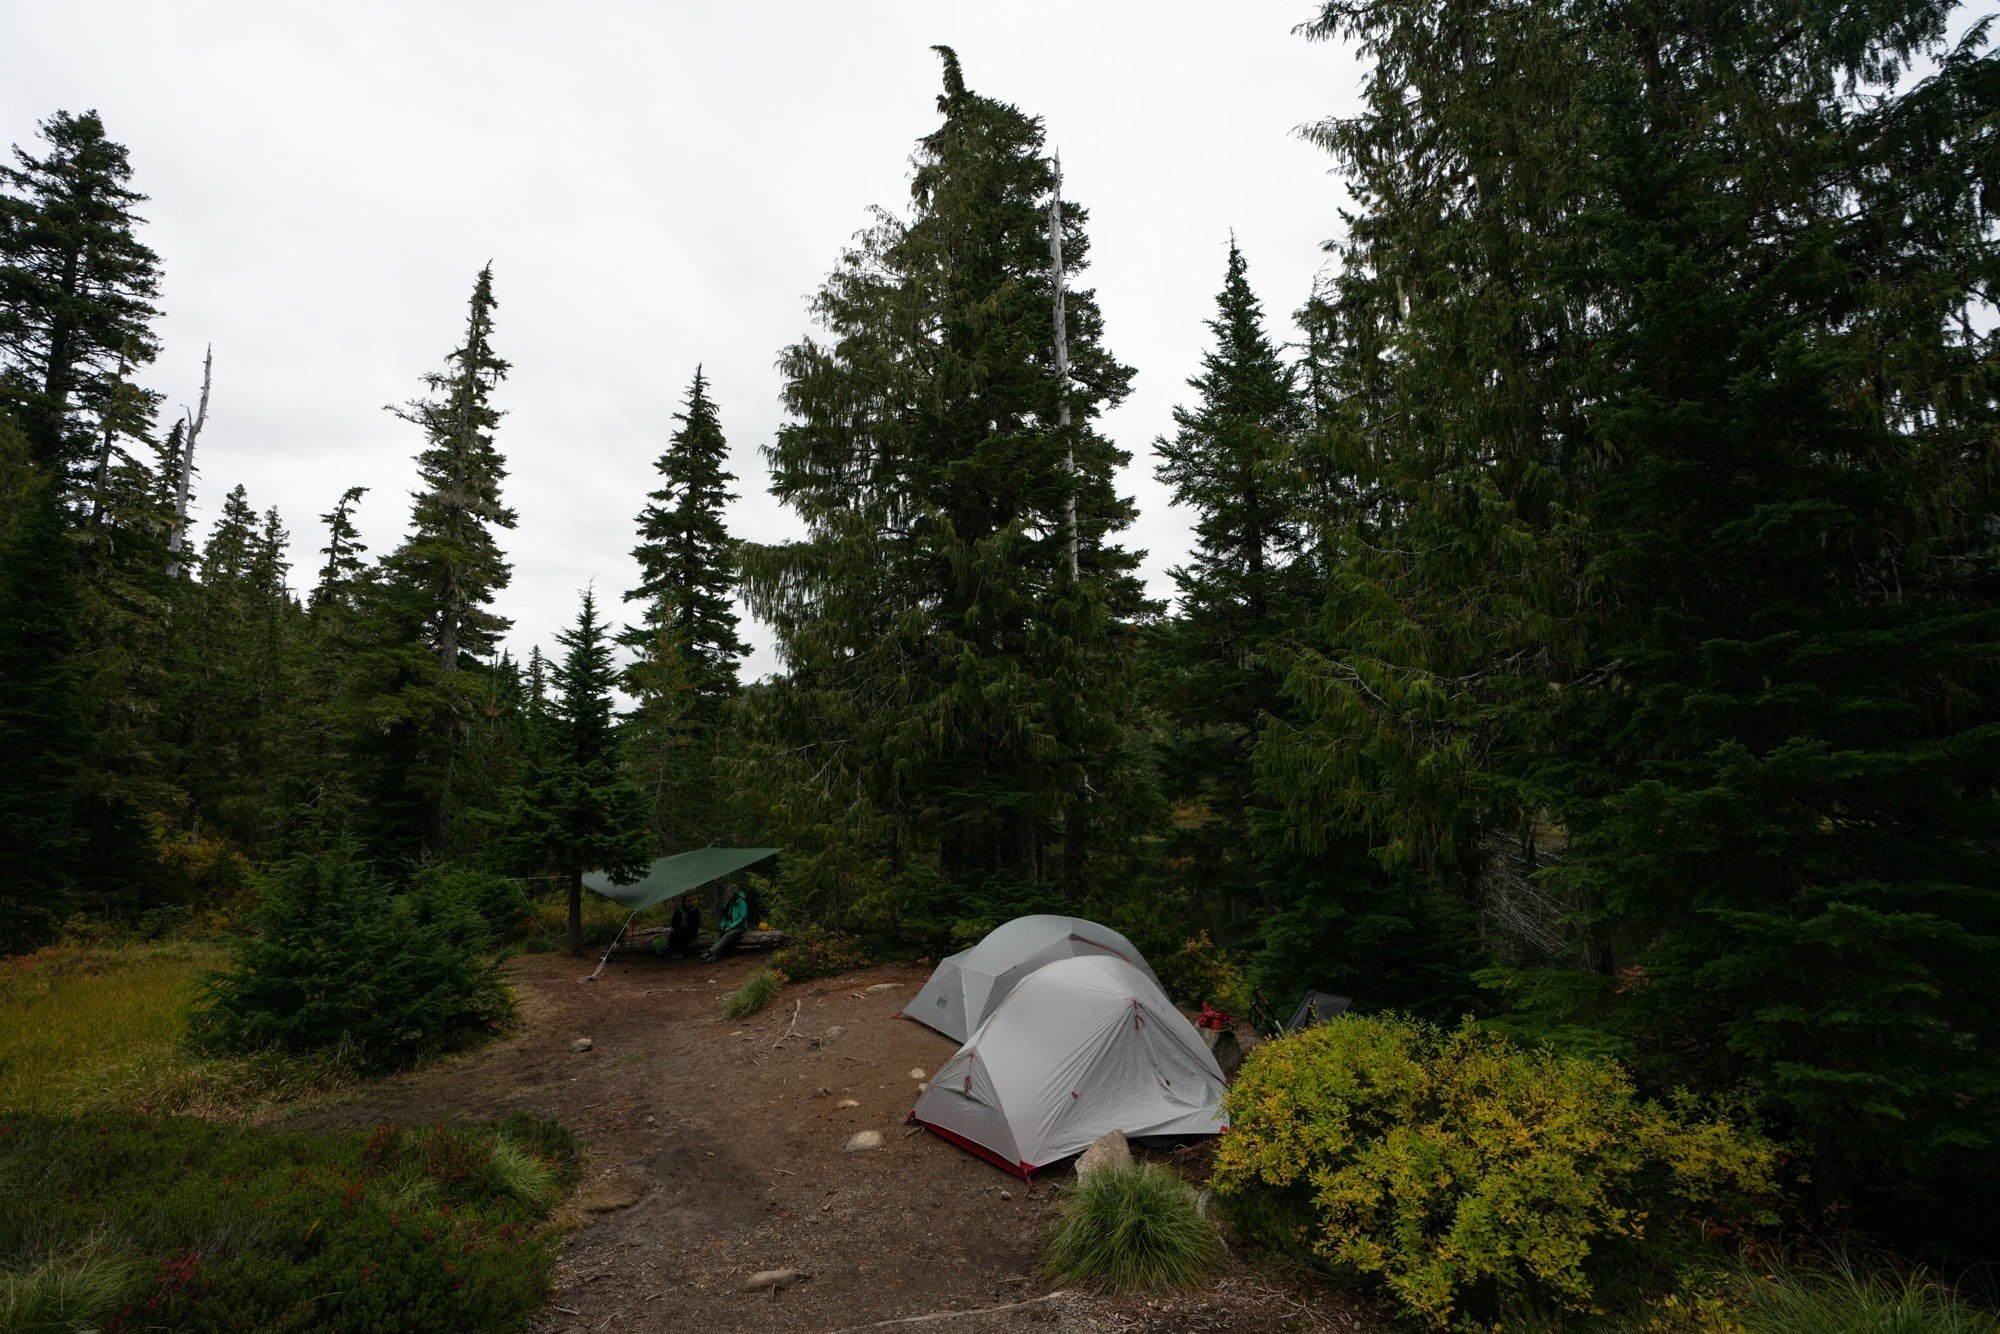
[0,111,162,490]
[384,265,516,673]
[357,267,517,857]
[504,590,650,954]
[0,411,86,950]
[310,485,369,617]
[623,367,744,705]
[621,368,746,850]
[1151,240,1307,927]
[741,48,1145,940]
[1273,0,2000,1254]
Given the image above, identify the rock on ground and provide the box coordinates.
[1074,1129,1133,1180]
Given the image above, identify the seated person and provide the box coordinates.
[702,885,749,963]
[660,897,700,958]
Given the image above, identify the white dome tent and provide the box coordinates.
[910,954,1229,1177]
[906,914,1164,1043]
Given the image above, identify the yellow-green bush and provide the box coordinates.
[1212,1015,1777,1329]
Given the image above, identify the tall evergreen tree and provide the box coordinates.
[622,368,746,850]
[504,589,650,953]
[741,48,1146,940]
[623,367,744,705]
[0,110,162,490]
[310,485,369,617]
[354,267,517,858]
[0,411,86,950]
[383,265,516,674]
[1151,240,1307,926]
[1271,0,2000,1253]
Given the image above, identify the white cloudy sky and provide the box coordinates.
[7,1,1363,678]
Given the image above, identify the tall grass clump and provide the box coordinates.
[488,1136,561,1210]
[0,1239,130,1334]
[1043,1162,1224,1294]
[721,966,785,1019]
[0,944,215,1111]
[1730,1255,1996,1334]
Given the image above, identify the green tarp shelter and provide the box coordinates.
[578,847,779,982]
[582,847,780,913]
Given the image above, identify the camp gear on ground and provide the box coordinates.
[910,954,1229,1178]
[1196,1002,1231,1031]
[908,914,1165,1043]
[1284,990,1352,1031]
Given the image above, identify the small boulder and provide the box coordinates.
[836,1098,860,1109]
[743,1268,811,1295]
[844,1130,884,1152]
[570,1037,594,1053]
[907,1067,926,1080]
[1074,1128,1132,1180]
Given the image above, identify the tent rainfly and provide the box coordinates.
[906,914,1163,1043]
[910,954,1229,1177]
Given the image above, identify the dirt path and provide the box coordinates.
[282,951,1379,1333]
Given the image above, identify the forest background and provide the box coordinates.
[2,0,1995,1283]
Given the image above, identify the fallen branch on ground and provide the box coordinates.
[772,999,805,1048]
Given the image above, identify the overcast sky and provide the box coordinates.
[7,1,1363,678]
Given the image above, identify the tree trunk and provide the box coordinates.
[165,345,212,578]
[567,864,584,956]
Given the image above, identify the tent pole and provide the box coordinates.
[581,910,639,984]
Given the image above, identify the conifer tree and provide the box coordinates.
[384,265,516,673]
[355,267,517,858]
[1273,0,2000,1253]
[504,590,650,953]
[0,411,86,950]
[0,111,162,490]
[310,486,369,617]
[1151,240,1307,924]
[623,367,744,704]
[622,368,746,849]
[742,48,1144,939]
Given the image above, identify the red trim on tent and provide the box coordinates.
[1071,934,1136,969]
[911,1118,1035,1180]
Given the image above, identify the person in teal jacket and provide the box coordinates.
[703,885,749,963]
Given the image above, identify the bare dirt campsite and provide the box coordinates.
[284,951,1368,1333]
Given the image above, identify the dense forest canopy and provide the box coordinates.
[2,2,1995,1268]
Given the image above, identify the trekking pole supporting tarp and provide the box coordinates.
[581,910,640,984]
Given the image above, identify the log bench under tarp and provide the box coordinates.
[608,926,789,960]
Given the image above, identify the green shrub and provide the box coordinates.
[1728,1254,1996,1334]
[1212,1015,1777,1329]
[412,864,533,939]
[0,1238,130,1334]
[770,926,874,983]
[1044,1162,1225,1295]
[721,966,785,1019]
[191,849,514,1074]
[1150,930,1251,1013]
[0,1113,578,1333]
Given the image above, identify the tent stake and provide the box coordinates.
[581,910,639,984]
